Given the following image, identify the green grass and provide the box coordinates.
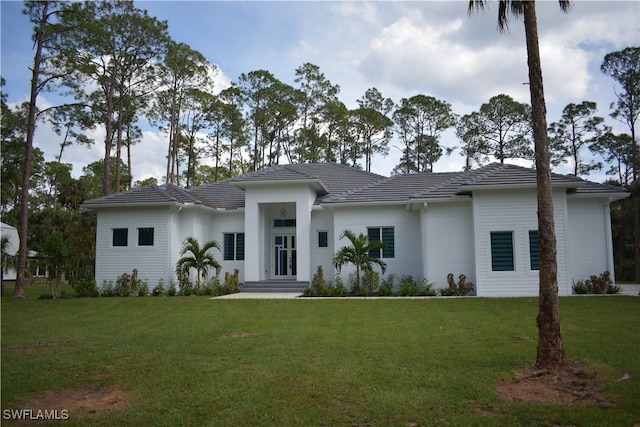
[2,282,639,426]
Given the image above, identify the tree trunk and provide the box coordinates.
[15,1,50,298]
[523,1,564,369]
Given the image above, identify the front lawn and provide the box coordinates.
[2,285,638,426]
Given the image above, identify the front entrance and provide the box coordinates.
[273,233,296,278]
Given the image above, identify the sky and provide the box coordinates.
[1,0,639,184]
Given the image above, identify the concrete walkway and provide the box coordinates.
[213,292,302,299]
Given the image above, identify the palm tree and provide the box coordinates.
[175,237,222,290]
[469,0,571,369]
[333,229,387,291]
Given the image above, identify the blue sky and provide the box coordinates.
[1,0,639,182]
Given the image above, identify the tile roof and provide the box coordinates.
[82,184,206,207]
[81,162,629,211]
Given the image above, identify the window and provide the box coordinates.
[491,231,514,271]
[318,231,328,248]
[367,227,395,258]
[529,230,539,271]
[112,228,128,247]
[224,233,245,261]
[274,219,296,227]
[138,228,154,246]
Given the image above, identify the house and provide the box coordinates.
[80,162,629,296]
[1,222,19,281]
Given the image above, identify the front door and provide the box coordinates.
[273,234,296,278]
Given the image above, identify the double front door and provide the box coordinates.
[273,233,296,278]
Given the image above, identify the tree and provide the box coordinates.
[601,47,640,281]
[14,0,60,299]
[393,94,457,173]
[469,0,572,370]
[333,230,387,292]
[351,88,394,172]
[456,94,532,167]
[175,237,221,290]
[293,63,340,163]
[591,132,634,185]
[150,41,212,186]
[548,101,606,176]
[40,230,70,298]
[55,0,168,194]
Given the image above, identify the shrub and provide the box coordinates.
[573,272,621,295]
[152,280,165,296]
[222,269,240,294]
[332,276,349,297]
[362,270,380,294]
[100,280,116,297]
[304,266,328,297]
[397,275,436,296]
[137,279,149,297]
[572,279,590,294]
[167,282,177,297]
[70,278,99,298]
[441,273,475,296]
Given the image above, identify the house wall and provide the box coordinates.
[566,198,612,282]
[209,210,246,283]
[422,201,475,289]
[332,204,422,288]
[310,208,334,281]
[95,207,174,288]
[243,183,316,282]
[472,188,570,297]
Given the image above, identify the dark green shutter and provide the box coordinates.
[529,230,539,270]
[223,233,234,261]
[236,233,245,261]
[491,232,514,271]
[367,228,381,258]
[381,227,394,258]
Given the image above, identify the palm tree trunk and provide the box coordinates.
[523,1,564,369]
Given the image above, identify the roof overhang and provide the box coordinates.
[231,178,328,194]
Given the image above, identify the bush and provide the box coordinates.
[362,270,380,294]
[70,278,99,298]
[304,266,328,297]
[397,275,436,296]
[100,280,116,297]
[573,271,621,295]
[440,273,475,296]
[167,283,177,296]
[222,269,240,294]
[572,279,590,294]
[137,279,149,297]
[152,280,165,296]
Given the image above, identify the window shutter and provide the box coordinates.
[491,232,514,271]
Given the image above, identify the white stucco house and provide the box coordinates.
[81,162,628,296]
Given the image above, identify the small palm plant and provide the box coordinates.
[333,229,387,292]
[175,237,222,291]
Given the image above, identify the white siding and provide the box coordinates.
[566,198,610,282]
[210,211,245,283]
[332,205,422,287]
[310,208,334,281]
[95,207,173,288]
[424,201,475,289]
[472,189,570,296]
